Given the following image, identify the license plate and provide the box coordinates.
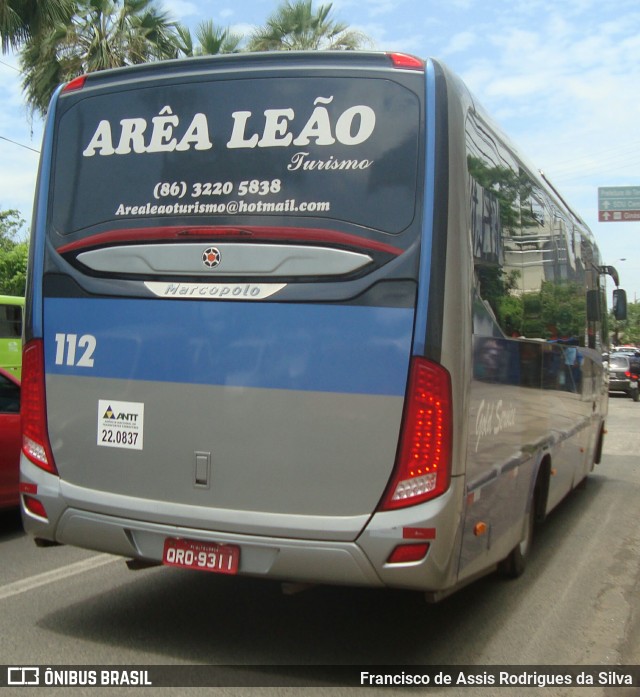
[631,381,638,388]
[162,537,240,575]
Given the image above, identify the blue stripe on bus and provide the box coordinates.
[412,59,437,357]
[43,297,414,396]
[29,84,66,339]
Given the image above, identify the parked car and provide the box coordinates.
[0,367,21,509]
[607,354,640,401]
[610,346,640,375]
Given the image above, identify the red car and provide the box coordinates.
[0,367,21,509]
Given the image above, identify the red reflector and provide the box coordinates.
[21,340,58,475]
[19,482,38,495]
[387,52,425,70]
[387,543,430,564]
[24,495,48,520]
[380,357,452,510]
[63,75,87,92]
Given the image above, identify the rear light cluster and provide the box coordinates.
[21,340,58,475]
[62,75,87,92]
[387,53,425,70]
[380,358,452,510]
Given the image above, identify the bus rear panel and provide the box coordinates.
[21,51,607,598]
[22,53,464,592]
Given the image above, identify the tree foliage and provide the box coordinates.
[0,207,28,296]
[248,0,369,51]
[611,301,640,345]
[0,0,75,53]
[3,0,373,116]
[174,20,242,57]
[20,0,179,116]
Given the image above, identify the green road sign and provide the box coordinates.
[598,186,640,222]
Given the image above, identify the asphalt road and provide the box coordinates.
[0,395,639,696]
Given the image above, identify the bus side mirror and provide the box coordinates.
[613,288,627,321]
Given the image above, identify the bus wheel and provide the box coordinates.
[498,497,535,579]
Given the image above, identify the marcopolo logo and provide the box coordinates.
[202,247,221,269]
[144,281,287,300]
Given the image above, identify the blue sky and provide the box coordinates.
[1,0,639,300]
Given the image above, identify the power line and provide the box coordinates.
[0,58,21,73]
[543,140,640,180]
[0,135,39,154]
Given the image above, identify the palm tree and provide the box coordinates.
[174,19,242,57]
[247,0,369,52]
[0,0,75,53]
[20,0,178,116]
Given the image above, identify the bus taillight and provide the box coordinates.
[387,53,425,70]
[380,357,452,510]
[62,75,87,93]
[21,340,58,475]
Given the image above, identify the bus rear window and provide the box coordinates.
[51,75,422,238]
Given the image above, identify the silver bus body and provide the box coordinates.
[20,52,607,599]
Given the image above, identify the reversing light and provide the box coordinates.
[379,357,452,510]
[387,53,425,70]
[21,340,58,475]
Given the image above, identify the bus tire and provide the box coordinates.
[498,495,535,579]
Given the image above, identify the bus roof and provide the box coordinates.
[62,51,426,90]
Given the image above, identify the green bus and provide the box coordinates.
[0,295,24,378]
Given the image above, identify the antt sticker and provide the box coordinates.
[97,399,144,450]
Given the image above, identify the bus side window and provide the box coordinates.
[0,304,22,338]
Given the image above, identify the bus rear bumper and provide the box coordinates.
[52,508,388,588]
[21,462,466,592]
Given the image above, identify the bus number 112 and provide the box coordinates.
[54,333,97,368]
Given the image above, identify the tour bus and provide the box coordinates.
[0,295,24,378]
[20,52,624,600]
